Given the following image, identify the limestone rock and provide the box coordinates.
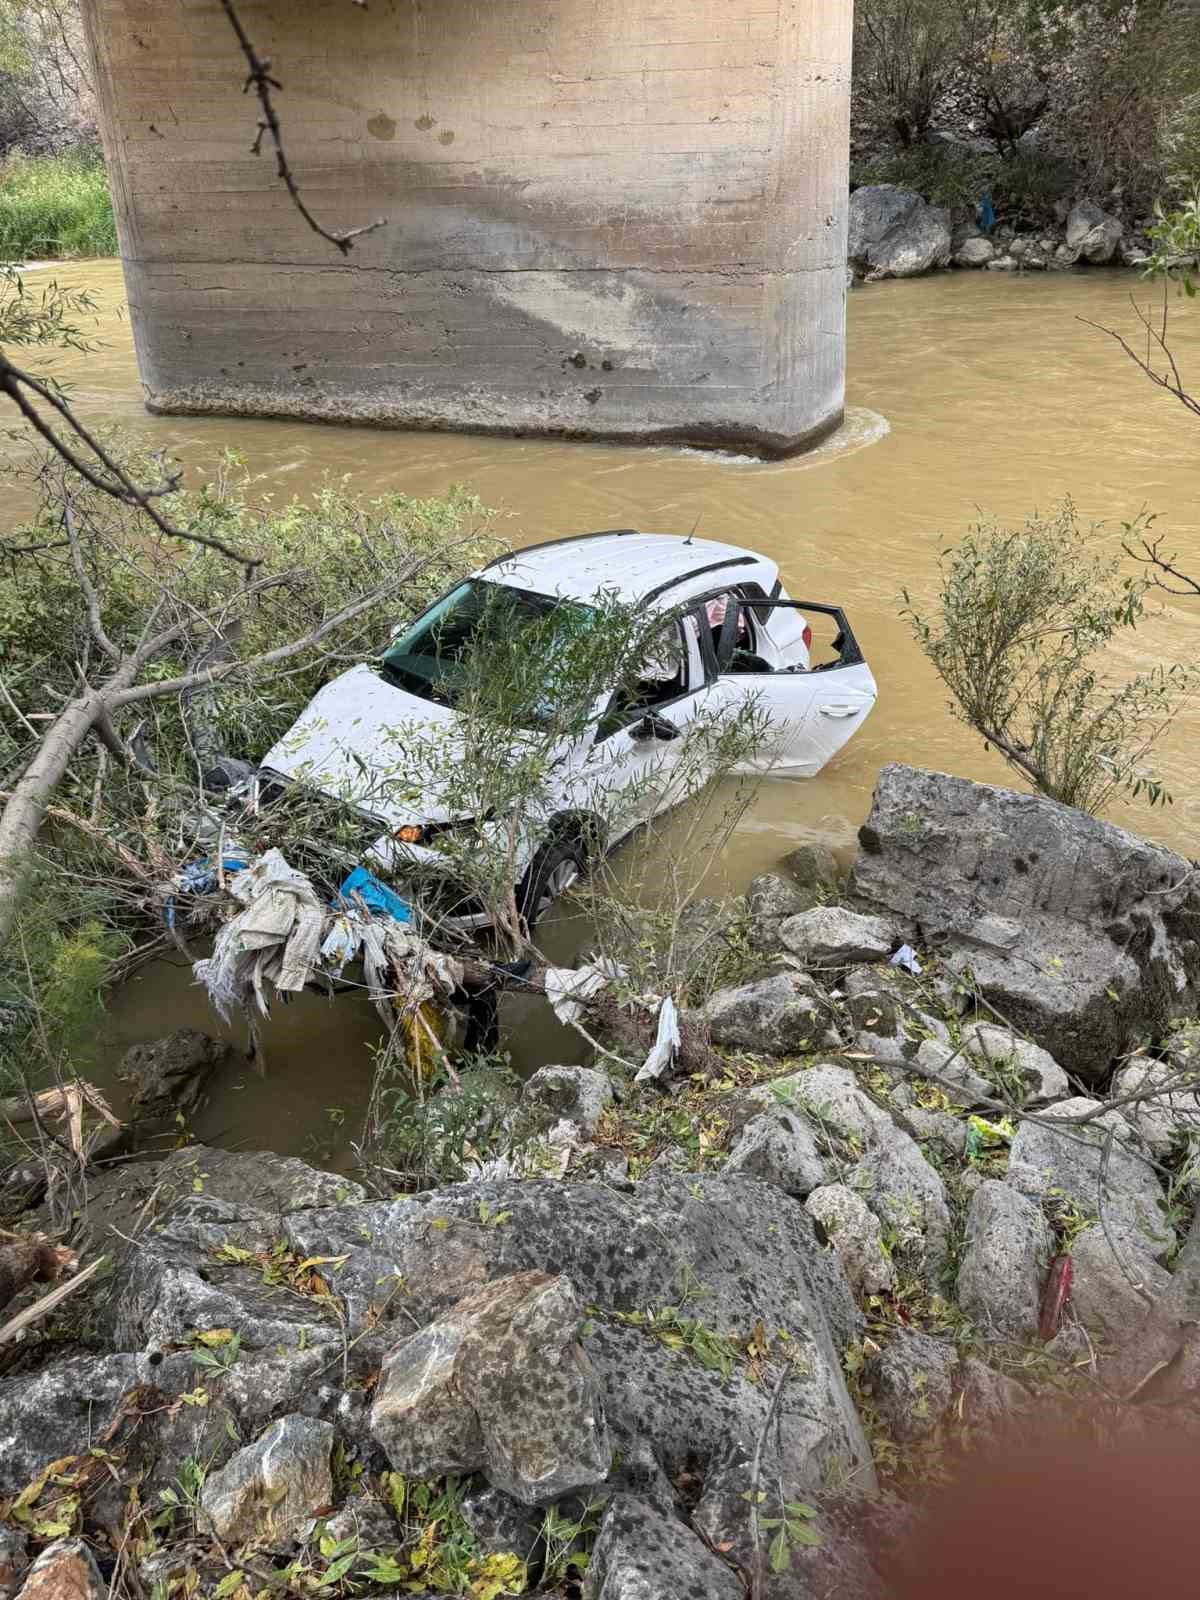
[13,1541,105,1600]
[1068,1223,1172,1345]
[154,1144,363,1212]
[779,907,898,967]
[954,236,994,268]
[0,1354,148,1496]
[201,1414,333,1545]
[1006,1098,1172,1256]
[724,1108,828,1197]
[585,1494,741,1600]
[747,871,816,946]
[957,1180,1053,1342]
[958,1356,1029,1423]
[460,1485,543,1562]
[0,1525,27,1600]
[286,1175,873,1490]
[1110,1055,1200,1156]
[806,1184,896,1299]
[914,1039,991,1104]
[780,842,841,898]
[307,1492,397,1553]
[850,764,1200,1081]
[960,1023,1070,1105]
[117,1028,227,1115]
[987,254,1018,270]
[1066,200,1123,264]
[907,1107,968,1157]
[522,1066,614,1138]
[369,1271,610,1505]
[750,1064,893,1145]
[703,972,831,1056]
[852,1124,952,1277]
[864,1331,959,1442]
[848,185,951,279]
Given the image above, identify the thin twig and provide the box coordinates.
[219,0,385,256]
[749,1362,790,1600]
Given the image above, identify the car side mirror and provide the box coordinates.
[632,712,680,742]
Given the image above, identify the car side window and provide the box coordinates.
[594,619,689,741]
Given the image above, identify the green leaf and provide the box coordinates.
[212,1572,245,1599]
[769,1527,791,1574]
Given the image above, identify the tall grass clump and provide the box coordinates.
[0,148,116,260]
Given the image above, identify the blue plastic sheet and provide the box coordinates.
[339,866,413,924]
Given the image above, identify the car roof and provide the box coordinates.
[479,530,775,606]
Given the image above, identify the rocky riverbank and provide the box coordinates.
[848,185,1145,282]
[2,762,1200,1599]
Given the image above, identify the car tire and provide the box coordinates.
[517,836,586,932]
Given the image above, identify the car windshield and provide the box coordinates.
[380,579,595,722]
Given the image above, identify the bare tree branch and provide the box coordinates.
[220,0,386,256]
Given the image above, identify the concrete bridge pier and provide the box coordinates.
[81,0,853,456]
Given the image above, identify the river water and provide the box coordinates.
[12,260,1200,1165]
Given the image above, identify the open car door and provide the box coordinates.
[710,598,877,778]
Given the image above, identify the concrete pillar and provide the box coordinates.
[81,0,852,456]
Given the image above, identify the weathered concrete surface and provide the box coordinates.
[80,0,853,456]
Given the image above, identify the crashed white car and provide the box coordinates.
[260,531,877,927]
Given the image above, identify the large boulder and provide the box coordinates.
[848,185,952,279]
[954,236,995,268]
[1066,200,1123,264]
[1067,1222,1172,1344]
[369,1271,610,1505]
[1110,1055,1200,1156]
[850,765,1200,1081]
[779,907,897,967]
[862,1331,959,1442]
[959,1022,1070,1105]
[723,1107,828,1196]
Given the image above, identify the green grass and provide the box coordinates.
[0,148,117,261]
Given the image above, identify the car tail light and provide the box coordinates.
[802,623,813,651]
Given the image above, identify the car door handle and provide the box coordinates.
[818,704,861,718]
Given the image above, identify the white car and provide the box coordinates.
[260,531,877,928]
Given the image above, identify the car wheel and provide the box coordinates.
[517,837,586,931]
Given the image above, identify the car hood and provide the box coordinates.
[260,663,466,827]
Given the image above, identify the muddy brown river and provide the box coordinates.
[11,260,1199,1167]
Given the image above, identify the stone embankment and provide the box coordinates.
[2,763,1200,1598]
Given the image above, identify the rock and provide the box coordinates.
[959,1356,1028,1423]
[13,1541,105,1600]
[0,1353,152,1496]
[957,1180,1053,1342]
[369,1271,610,1505]
[846,987,909,1064]
[781,842,841,898]
[724,1108,828,1196]
[200,1414,333,1545]
[907,1108,968,1157]
[954,236,994,268]
[585,1494,741,1600]
[747,871,816,946]
[308,1491,397,1552]
[960,1023,1070,1105]
[703,972,831,1056]
[806,1184,896,1299]
[1068,1223,1172,1344]
[1054,242,1080,266]
[0,1526,27,1600]
[154,1144,363,1213]
[671,896,745,971]
[460,1485,543,1562]
[779,907,898,967]
[1066,200,1123,264]
[1006,1097,1172,1256]
[863,1332,959,1442]
[986,254,1018,270]
[850,764,1200,1082]
[751,1063,892,1145]
[116,1028,227,1115]
[1111,1055,1200,1156]
[584,1315,861,1507]
[522,1066,614,1138]
[852,1123,952,1277]
[915,1039,991,1104]
[848,185,952,279]
[286,1175,873,1491]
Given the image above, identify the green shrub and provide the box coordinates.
[852,143,1074,225]
[0,147,116,260]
